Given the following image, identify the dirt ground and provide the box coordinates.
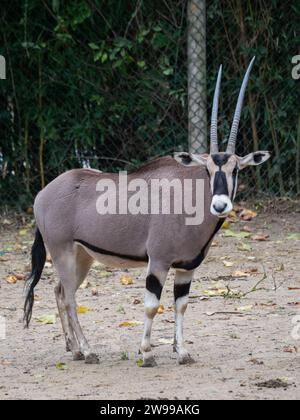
[0,202,300,400]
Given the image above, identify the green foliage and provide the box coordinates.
[0,0,299,208]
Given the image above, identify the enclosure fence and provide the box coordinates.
[0,0,299,208]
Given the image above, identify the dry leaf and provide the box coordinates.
[237,243,252,252]
[241,225,253,233]
[36,314,56,325]
[56,362,68,370]
[221,220,231,230]
[119,320,143,327]
[283,346,298,354]
[236,305,253,312]
[6,275,17,284]
[223,230,251,239]
[223,260,234,267]
[136,358,143,367]
[79,279,90,289]
[158,338,173,345]
[251,234,269,241]
[77,305,90,314]
[157,304,164,314]
[232,270,251,278]
[240,209,257,221]
[120,275,134,285]
[287,233,300,241]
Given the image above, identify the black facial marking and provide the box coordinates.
[213,171,229,196]
[172,219,224,271]
[174,282,191,301]
[231,165,239,200]
[74,239,148,262]
[253,153,264,164]
[179,153,192,165]
[211,154,231,168]
[146,274,163,300]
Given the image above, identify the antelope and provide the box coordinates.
[24,57,270,366]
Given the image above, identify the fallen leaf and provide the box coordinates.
[119,320,143,327]
[36,314,56,325]
[237,242,252,252]
[223,260,234,267]
[221,220,231,230]
[241,225,253,233]
[287,233,300,241]
[158,338,173,345]
[202,289,228,297]
[236,305,253,312]
[275,264,285,272]
[120,275,134,285]
[136,358,143,367]
[232,270,251,278]
[240,209,257,221]
[56,362,68,370]
[223,230,251,239]
[157,304,164,314]
[2,219,12,225]
[283,346,298,354]
[77,305,90,314]
[6,275,18,284]
[18,229,28,236]
[79,279,90,289]
[251,234,269,241]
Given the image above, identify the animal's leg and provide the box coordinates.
[54,282,84,360]
[173,269,195,365]
[140,262,169,367]
[52,245,97,363]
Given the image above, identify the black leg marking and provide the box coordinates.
[174,282,191,301]
[146,274,163,300]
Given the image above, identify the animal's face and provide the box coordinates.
[175,151,270,218]
[176,57,271,218]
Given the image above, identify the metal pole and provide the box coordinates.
[188,0,207,153]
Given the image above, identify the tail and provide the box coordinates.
[24,228,46,327]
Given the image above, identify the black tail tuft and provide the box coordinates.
[24,228,46,328]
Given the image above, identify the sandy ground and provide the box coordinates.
[0,204,300,400]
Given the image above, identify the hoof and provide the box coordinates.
[85,353,100,364]
[142,355,157,368]
[73,351,85,361]
[178,353,195,365]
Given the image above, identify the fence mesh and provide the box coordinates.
[0,0,299,209]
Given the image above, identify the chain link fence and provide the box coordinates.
[0,0,299,209]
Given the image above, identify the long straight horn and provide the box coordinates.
[210,65,222,154]
[227,56,256,154]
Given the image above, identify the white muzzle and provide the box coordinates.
[210,194,233,217]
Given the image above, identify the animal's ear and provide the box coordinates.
[174,152,208,167]
[238,151,271,170]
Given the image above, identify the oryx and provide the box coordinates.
[24,57,270,366]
